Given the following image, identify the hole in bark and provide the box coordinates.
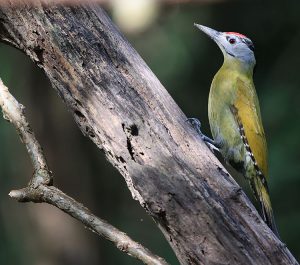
[127,138,135,161]
[121,123,138,136]
[117,156,126,163]
[74,110,87,124]
[74,110,85,119]
[32,30,40,36]
[156,209,170,232]
[89,131,95,138]
[75,99,83,107]
[129,124,138,136]
[33,46,44,63]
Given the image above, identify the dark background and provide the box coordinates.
[0,1,299,264]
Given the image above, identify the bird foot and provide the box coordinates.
[187,118,220,153]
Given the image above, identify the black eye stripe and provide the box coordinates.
[248,44,255,51]
[241,38,255,51]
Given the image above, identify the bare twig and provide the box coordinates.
[0,79,169,265]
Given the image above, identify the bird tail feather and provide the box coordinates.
[250,176,280,238]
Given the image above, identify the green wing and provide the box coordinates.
[233,78,268,177]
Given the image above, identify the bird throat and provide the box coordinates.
[223,55,254,77]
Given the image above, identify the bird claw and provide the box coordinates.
[186,118,220,154]
[186,118,202,135]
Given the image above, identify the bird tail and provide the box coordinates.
[250,176,280,238]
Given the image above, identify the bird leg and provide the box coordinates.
[187,118,220,153]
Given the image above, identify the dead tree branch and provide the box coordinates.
[0,79,168,265]
[0,4,298,265]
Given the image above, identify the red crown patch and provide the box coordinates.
[226,32,248,38]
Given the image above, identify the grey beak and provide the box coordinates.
[194,24,220,41]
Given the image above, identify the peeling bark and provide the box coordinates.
[0,5,298,265]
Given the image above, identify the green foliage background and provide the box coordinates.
[0,2,299,264]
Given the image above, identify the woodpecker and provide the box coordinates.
[193,24,279,237]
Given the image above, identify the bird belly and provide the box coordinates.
[209,104,246,172]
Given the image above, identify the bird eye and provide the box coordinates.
[229,38,236,44]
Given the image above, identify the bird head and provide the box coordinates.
[195,24,256,67]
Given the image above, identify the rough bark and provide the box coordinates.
[0,4,297,265]
[0,78,168,265]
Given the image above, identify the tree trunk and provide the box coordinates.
[0,5,297,265]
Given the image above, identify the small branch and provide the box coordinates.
[0,79,169,265]
[0,80,51,186]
